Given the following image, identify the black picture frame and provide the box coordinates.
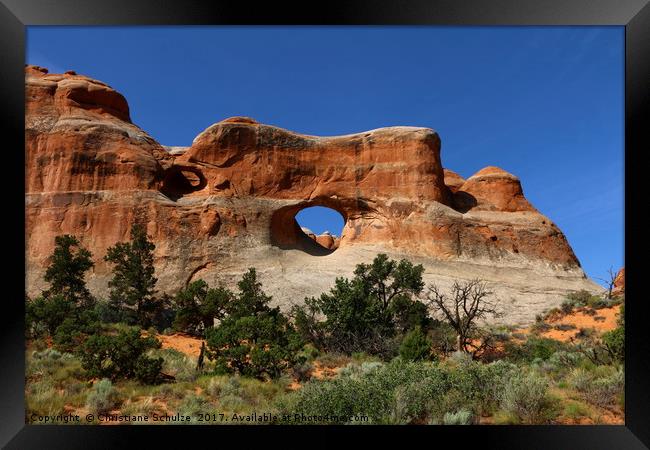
[1,1,647,448]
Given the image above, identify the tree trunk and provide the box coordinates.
[456,334,463,352]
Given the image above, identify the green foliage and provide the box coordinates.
[562,290,615,313]
[26,295,74,337]
[569,365,624,408]
[205,268,303,380]
[85,379,120,414]
[80,328,163,383]
[52,313,101,353]
[601,326,624,363]
[43,235,94,307]
[292,254,426,356]
[149,348,197,382]
[177,394,213,423]
[26,235,100,349]
[399,326,434,362]
[505,336,564,362]
[104,224,158,327]
[229,268,274,318]
[498,371,557,424]
[173,280,231,336]
[563,401,591,420]
[277,358,519,424]
[442,409,474,425]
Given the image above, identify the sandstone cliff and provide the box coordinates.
[25,66,600,325]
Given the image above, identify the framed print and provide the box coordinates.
[1,1,647,448]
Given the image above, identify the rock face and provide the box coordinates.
[25,66,601,325]
[613,267,625,296]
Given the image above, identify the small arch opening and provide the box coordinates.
[295,206,344,252]
[270,201,349,256]
[160,165,206,201]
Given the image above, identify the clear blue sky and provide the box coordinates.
[27,26,624,285]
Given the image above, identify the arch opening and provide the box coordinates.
[296,206,344,252]
[270,201,348,256]
[160,166,207,201]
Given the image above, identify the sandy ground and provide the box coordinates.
[541,305,621,342]
[155,333,203,358]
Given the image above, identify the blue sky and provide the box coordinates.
[27,26,624,285]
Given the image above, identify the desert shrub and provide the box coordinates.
[505,336,564,362]
[52,313,101,353]
[27,348,81,383]
[563,401,591,421]
[498,371,556,424]
[278,358,519,424]
[277,359,435,424]
[530,321,552,334]
[80,328,163,384]
[429,321,458,357]
[399,326,434,361]
[315,353,350,369]
[150,348,197,382]
[442,409,474,425]
[567,367,593,392]
[601,326,624,363]
[85,379,119,415]
[292,361,313,382]
[177,393,213,422]
[338,361,384,378]
[543,350,582,377]
[561,300,575,314]
[206,377,224,397]
[582,367,624,408]
[554,323,577,331]
[26,379,67,420]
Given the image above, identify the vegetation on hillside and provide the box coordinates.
[25,229,625,425]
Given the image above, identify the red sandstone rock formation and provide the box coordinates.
[613,267,625,296]
[25,66,599,323]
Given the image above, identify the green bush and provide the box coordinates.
[277,358,518,425]
[578,367,624,408]
[292,361,314,382]
[177,394,213,423]
[399,326,434,361]
[150,348,197,382]
[601,326,624,363]
[498,371,556,424]
[85,379,119,415]
[505,336,564,362]
[442,409,474,425]
[80,328,163,384]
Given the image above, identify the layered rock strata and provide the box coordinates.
[25,66,600,324]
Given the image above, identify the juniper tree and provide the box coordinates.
[205,268,303,379]
[173,279,231,335]
[292,254,428,356]
[26,235,98,341]
[104,224,158,327]
[43,234,94,307]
